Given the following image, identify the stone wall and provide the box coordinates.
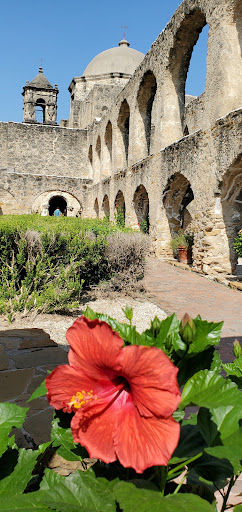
[0,122,88,178]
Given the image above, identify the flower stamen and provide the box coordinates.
[67,390,96,411]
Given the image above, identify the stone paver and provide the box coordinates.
[144,258,242,362]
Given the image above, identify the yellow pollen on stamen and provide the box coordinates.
[68,390,95,410]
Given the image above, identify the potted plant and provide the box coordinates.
[170,230,194,264]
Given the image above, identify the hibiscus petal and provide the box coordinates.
[67,317,123,380]
[114,401,180,473]
[71,399,119,463]
[121,345,181,418]
[46,364,95,411]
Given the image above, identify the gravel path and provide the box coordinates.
[0,297,167,346]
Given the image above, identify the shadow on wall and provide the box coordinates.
[163,173,194,239]
[235,0,242,56]
[220,155,242,273]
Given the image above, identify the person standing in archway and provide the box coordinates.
[53,207,62,218]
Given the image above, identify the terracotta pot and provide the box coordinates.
[178,246,192,264]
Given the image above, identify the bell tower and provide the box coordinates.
[22,67,59,125]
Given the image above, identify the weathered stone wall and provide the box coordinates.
[0,122,88,178]
[0,168,91,215]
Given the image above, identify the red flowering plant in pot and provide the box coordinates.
[1,307,242,512]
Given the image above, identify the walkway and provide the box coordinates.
[144,258,242,362]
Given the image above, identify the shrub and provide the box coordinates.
[170,230,194,253]
[234,232,242,257]
[0,216,148,314]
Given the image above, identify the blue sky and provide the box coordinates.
[0,0,208,124]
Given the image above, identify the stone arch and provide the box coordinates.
[103,121,112,177]
[0,189,19,214]
[94,198,99,218]
[114,190,125,227]
[32,190,82,217]
[163,173,194,239]
[220,154,242,272]
[35,98,46,123]
[136,70,157,158]
[48,196,67,216]
[94,136,101,183]
[102,194,110,219]
[117,100,130,168]
[168,9,207,134]
[133,185,149,233]
[88,145,93,178]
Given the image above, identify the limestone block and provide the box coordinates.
[24,408,53,444]
[204,229,221,236]
[0,368,34,401]
[0,345,9,370]
[12,347,68,369]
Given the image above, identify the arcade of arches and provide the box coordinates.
[0,0,241,279]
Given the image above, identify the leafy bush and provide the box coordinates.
[170,230,194,253]
[234,233,242,257]
[1,310,242,511]
[0,216,147,315]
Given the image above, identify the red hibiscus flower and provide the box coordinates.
[46,316,181,473]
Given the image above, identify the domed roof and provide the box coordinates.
[83,39,144,77]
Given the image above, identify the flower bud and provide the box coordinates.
[122,305,133,322]
[233,339,242,359]
[151,316,161,337]
[179,313,196,345]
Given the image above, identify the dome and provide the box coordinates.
[83,39,144,77]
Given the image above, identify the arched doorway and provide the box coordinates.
[133,185,149,233]
[49,196,67,216]
[114,190,125,227]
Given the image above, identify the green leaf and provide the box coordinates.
[170,422,205,463]
[0,403,28,457]
[0,495,52,511]
[234,506,242,511]
[35,468,116,511]
[114,481,215,511]
[187,318,223,355]
[51,414,86,461]
[83,307,144,345]
[180,371,242,438]
[205,426,242,474]
[178,347,221,387]
[0,448,39,497]
[27,379,47,402]
[154,313,186,352]
[197,408,219,446]
[223,358,242,376]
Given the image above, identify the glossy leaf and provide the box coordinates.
[178,347,221,387]
[0,403,28,458]
[34,468,116,512]
[51,415,86,461]
[205,427,242,474]
[187,318,223,355]
[0,495,52,511]
[114,481,215,511]
[0,448,40,497]
[27,379,47,402]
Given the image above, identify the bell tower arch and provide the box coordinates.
[22,67,58,125]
